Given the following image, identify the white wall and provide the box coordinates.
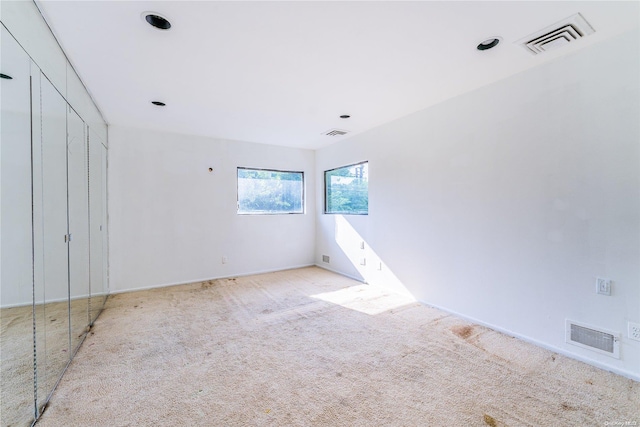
[315,29,640,379]
[108,126,316,293]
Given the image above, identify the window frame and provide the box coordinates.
[323,160,369,215]
[236,166,305,215]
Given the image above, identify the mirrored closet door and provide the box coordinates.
[33,70,73,417]
[0,24,37,427]
[67,106,91,356]
[89,129,108,324]
[1,25,108,426]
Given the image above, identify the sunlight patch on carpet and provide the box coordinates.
[310,284,415,315]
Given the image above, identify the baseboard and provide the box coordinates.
[314,263,365,283]
[420,300,640,382]
[102,264,640,382]
[110,264,317,295]
[1,301,32,309]
[1,293,94,309]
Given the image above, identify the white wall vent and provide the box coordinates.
[322,255,330,263]
[566,320,619,359]
[517,13,595,55]
[323,129,349,137]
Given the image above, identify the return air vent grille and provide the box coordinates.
[323,129,349,137]
[566,320,619,358]
[517,13,595,55]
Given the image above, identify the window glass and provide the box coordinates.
[324,161,368,215]
[237,168,304,214]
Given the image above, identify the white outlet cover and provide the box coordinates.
[629,322,640,342]
[596,277,611,296]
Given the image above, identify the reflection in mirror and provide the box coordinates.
[35,73,71,411]
[31,66,48,418]
[101,143,108,309]
[0,26,37,426]
[2,18,109,425]
[67,108,90,353]
[89,130,107,323]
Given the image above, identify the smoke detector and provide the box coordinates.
[517,13,595,55]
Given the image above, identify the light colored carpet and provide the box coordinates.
[1,298,94,427]
[1,304,35,427]
[37,267,638,426]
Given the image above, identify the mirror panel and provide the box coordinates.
[37,73,71,407]
[31,62,47,418]
[101,143,109,306]
[67,107,90,353]
[0,25,37,426]
[89,129,106,323]
[2,15,109,424]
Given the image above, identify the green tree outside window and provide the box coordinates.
[325,162,368,214]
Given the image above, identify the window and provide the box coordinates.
[237,168,304,214]
[324,161,368,215]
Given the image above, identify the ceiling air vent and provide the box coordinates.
[323,129,349,137]
[517,13,595,55]
[566,320,619,358]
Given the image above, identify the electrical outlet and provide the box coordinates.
[222,256,228,264]
[629,322,640,342]
[596,277,611,296]
[359,258,366,266]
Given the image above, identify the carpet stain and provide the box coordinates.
[29,268,640,427]
[452,325,474,339]
[561,403,577,411]
[201,281,216,289]
[483,413,498,426]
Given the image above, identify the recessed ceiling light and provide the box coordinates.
[340,115,351,119]
[151,101,166,106]
[144,13,171,30]
[0,73,13,80]
[477,37,501,51]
